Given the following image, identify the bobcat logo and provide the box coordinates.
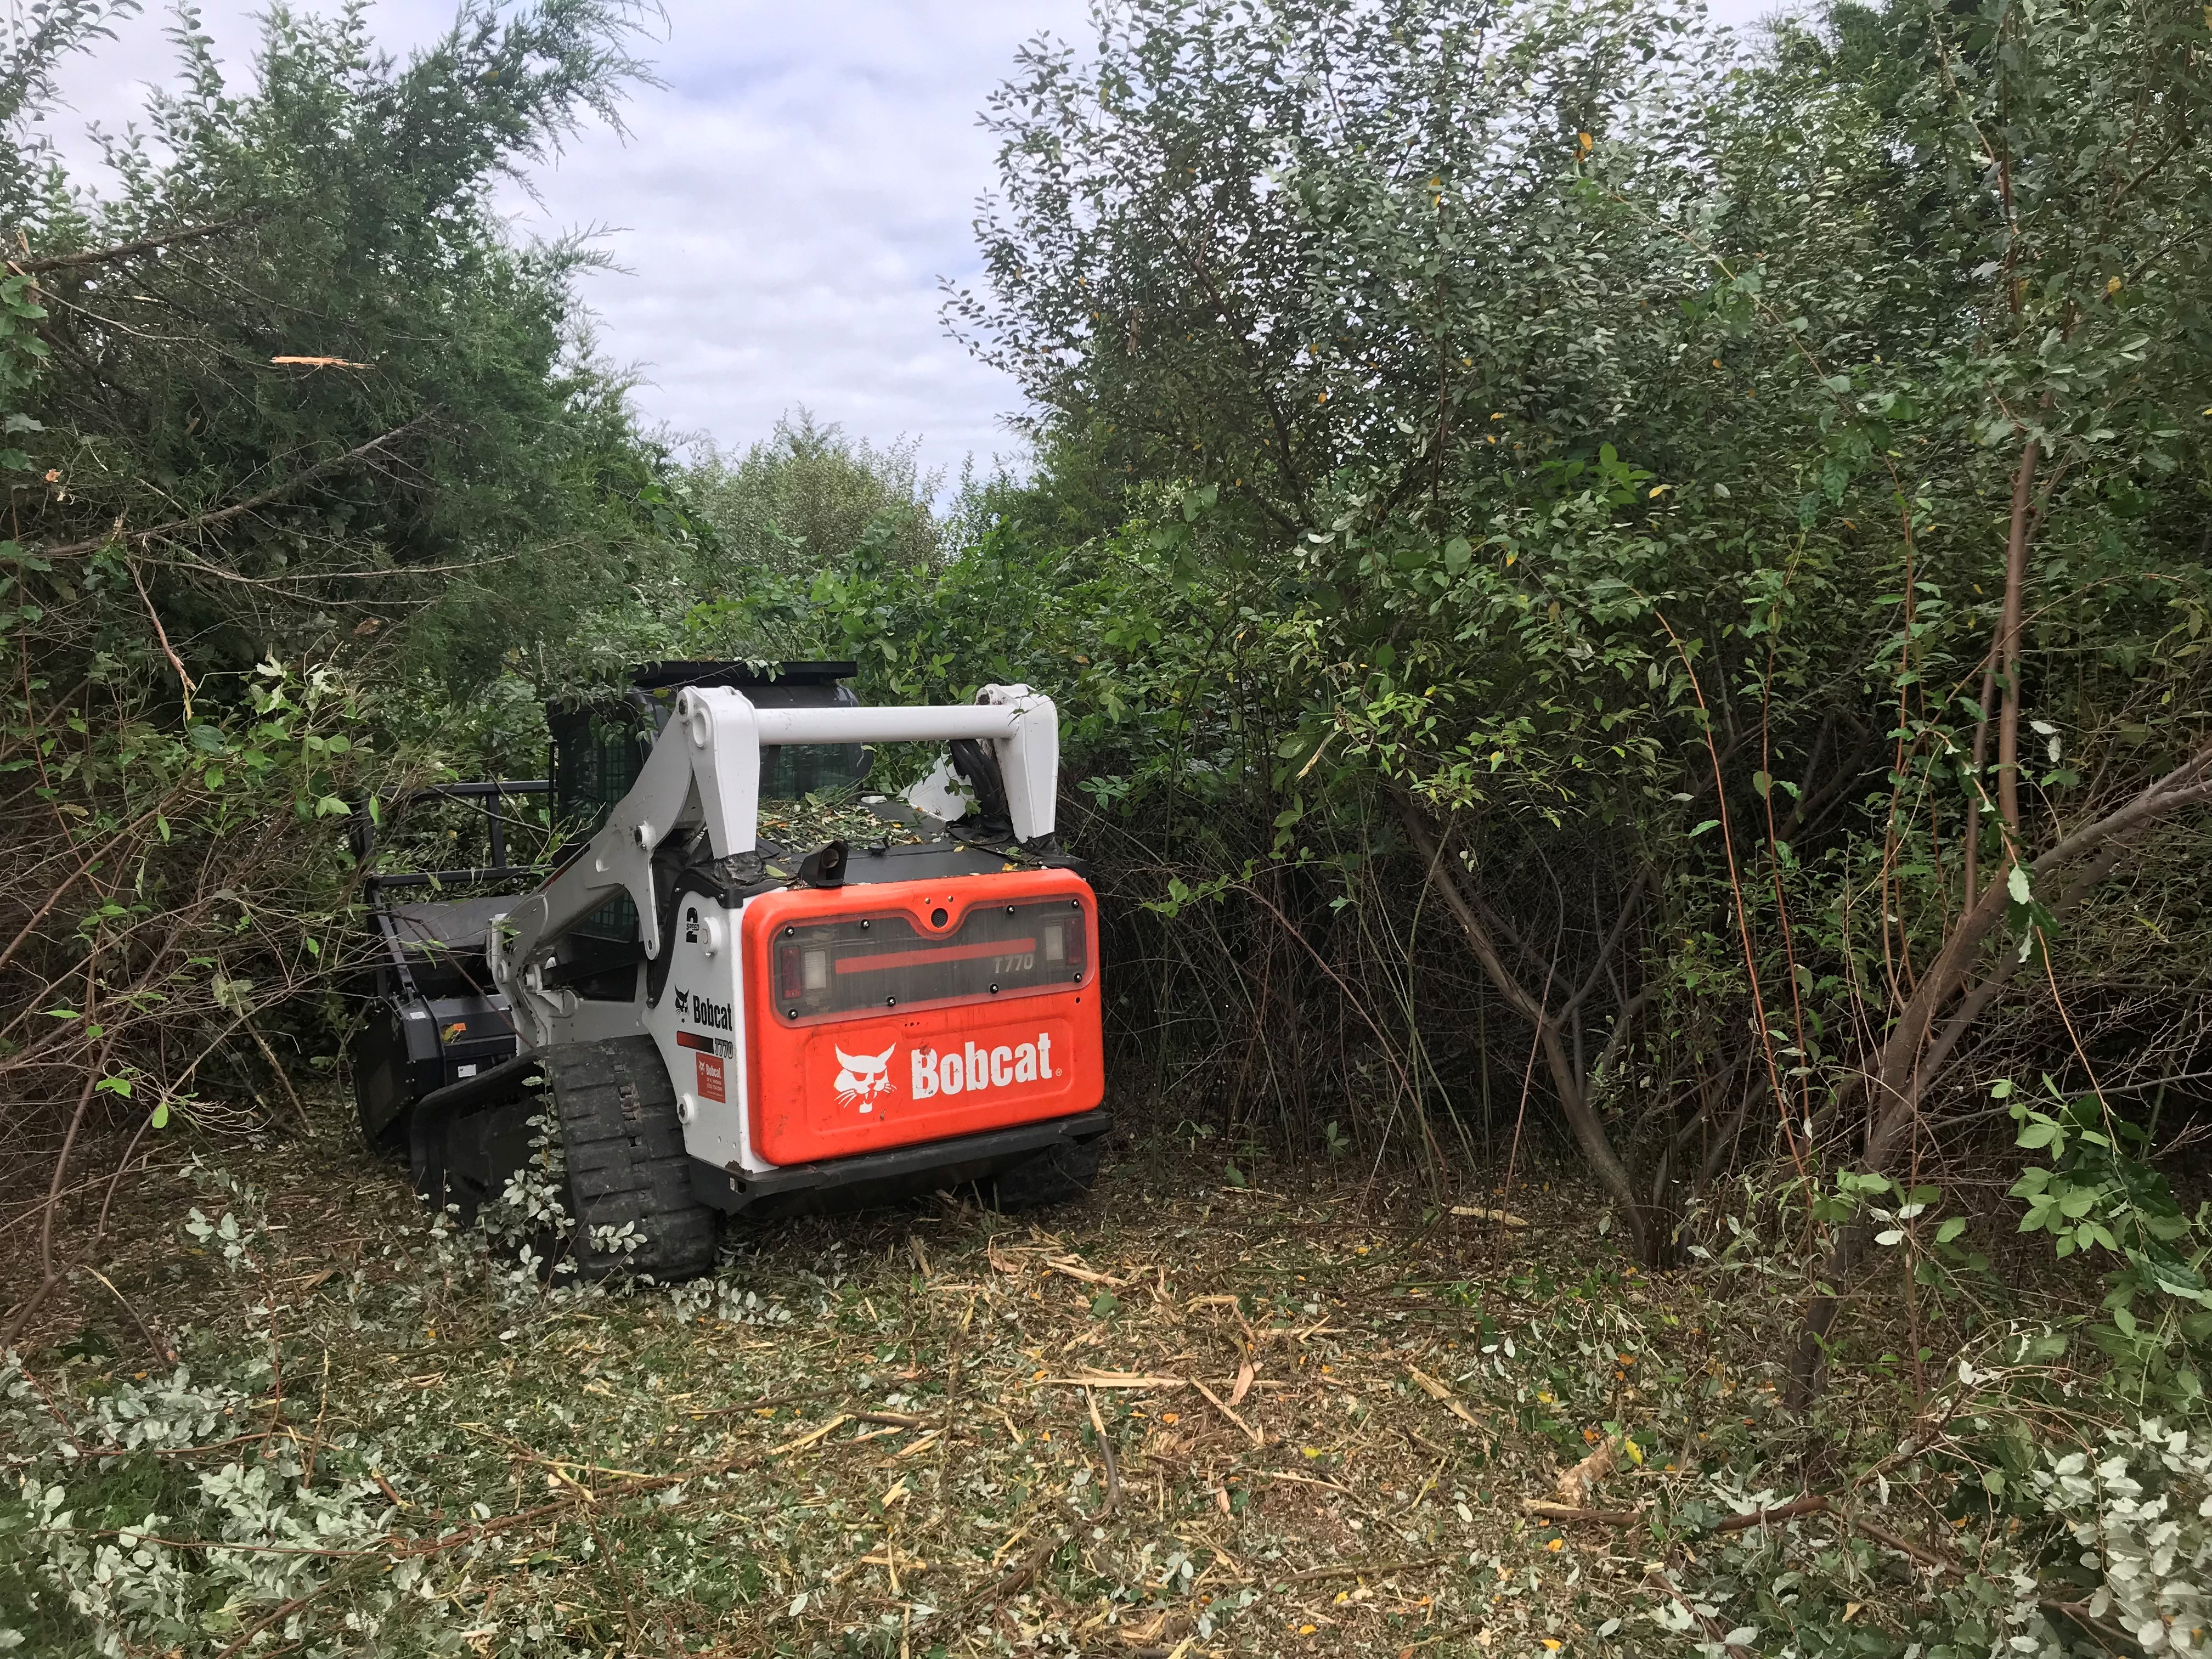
[832,1044,896,1113]
[673,988,690,1015]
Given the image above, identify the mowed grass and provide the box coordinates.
[4,1130,1803,1657]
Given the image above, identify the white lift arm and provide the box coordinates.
[488,683,1058,1032]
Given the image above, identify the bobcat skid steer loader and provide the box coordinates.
[348,661,1108,1280]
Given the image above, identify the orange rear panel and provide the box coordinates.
[741,869,1104,1166]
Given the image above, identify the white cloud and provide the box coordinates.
[498,1,1092,484]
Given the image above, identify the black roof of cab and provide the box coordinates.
[629,661,857,692]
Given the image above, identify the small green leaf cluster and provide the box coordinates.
[2005,1081,2212,1406]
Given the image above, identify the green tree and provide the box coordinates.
[682,410,945,580]
[5,0,669,684]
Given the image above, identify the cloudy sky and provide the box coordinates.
[42,0,1775,489]
[41,0,1090,486]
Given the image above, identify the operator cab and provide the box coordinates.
[540,661,883,1007]
[548,660,872,844]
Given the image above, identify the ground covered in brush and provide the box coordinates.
[2,1129,2196,1658]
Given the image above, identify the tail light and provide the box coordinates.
[772,896,1088,1023]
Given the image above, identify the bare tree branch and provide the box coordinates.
[7,215,258,278]
[35,417,432,561]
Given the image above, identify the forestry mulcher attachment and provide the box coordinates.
[349,662,1108,1280]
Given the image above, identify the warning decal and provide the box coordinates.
[696,1052,726,1103]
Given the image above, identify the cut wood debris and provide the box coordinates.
[1522,1500,1645,1526]
[1045,1254,1130,1287]
[1276,1553,1451,1585]
[13,1138,1784,1657]
[1554,1433,1621,1507]
[1407,1363,1483,1429]
[768,1412,854,1457]
[1229,1356,1256,1407]
[1191,1376,1265,1446]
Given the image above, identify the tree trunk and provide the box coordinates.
[1995,437,2040,833]
[1785,431,2040,1407]
[1784,750,2212,1407]
[1395,792,1652,1261]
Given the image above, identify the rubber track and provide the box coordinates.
[542,1036,719,1282]
[990,1135,1104,1211]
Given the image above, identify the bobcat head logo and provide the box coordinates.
[673,988,690,1015]
[833,1044,896,1113]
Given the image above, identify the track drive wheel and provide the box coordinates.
[411,1037,718,1283]
[986,1135,1104,1211]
